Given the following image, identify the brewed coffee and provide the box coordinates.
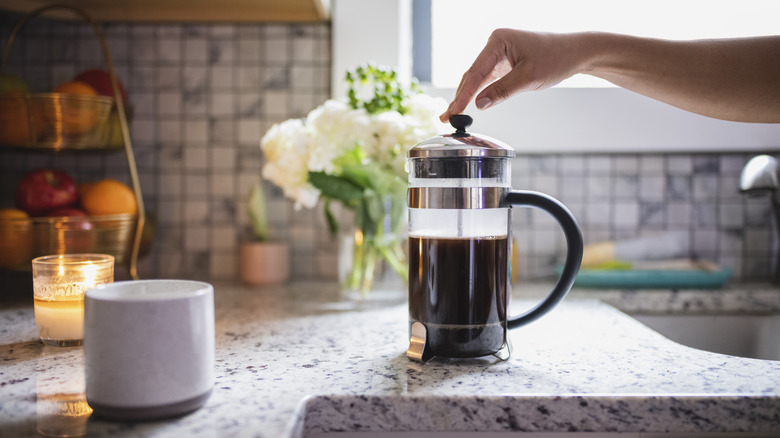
[408,235,508,357]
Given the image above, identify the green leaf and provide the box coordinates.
[341,161,403,195]
[388,191,407,232]
[341,164,373,190]
[308,171,364,202]
[364,194,385,233]
[323,199,339,236]
[332,145,365,168]
[247,185,269,241]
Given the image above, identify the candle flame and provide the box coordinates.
[81,262,99,287]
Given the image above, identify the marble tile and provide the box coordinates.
[719,202,745,228]
[639,175,665,201]
[693,154,720,173]
[585,175,611,199]
[692,174,719,201]
[237,38,261,63]
[613,175,638,199]
[584,201,611,227]
[209,39,235,67]
[210,65,235,89]
[639,202,665,227]
[614,155,639,175]
[560,175,585,199]
[666,202,692,227]
[157,65,182,89]
[131,37,157,63]
[265,38,289,63]
[720,154,748,175]
[613,201,640,229]
[666,155,693,174]
[639,154,664,174]
[184,119,209,143]
[184,199,210,224]
[158,91,182,115]
[158,38,182,63]
[586,155,612,174]
[693,203,718,227]
[184,173,209,198]
[210,198,238,224]
[209,91,235,117]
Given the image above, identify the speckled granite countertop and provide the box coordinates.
[2,281,780,437]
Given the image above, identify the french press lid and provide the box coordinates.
[408,114,515,159]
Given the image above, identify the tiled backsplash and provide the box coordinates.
[509,153,776,281]
[1,15,776,282]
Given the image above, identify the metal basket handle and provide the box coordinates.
[2,3,145,280]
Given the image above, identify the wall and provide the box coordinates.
[0,15,775,283]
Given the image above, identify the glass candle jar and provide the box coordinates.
[32,254,114,347]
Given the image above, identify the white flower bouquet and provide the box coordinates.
[260,64,447,294]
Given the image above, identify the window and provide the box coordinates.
[334,0,780,153]
[426,0,780,88]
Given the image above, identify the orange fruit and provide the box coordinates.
[0,208,33,269]
[0,208,29,220]
[53,81,98,96]
[47,81,100,135]
[81,179,138,216]
[0,93,33,145]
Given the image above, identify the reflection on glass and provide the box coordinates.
[36,351,92,437]
[36,392,92,437]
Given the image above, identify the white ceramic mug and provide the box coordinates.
[84,280,215,421]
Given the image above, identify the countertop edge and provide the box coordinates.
[296,393,780,436]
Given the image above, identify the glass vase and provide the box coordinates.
[338,200,407,298]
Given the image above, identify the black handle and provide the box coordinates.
[503,190,583,329]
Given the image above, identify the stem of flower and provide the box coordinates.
[377,242,408,283]
[347,230,364,292]
[361,245,377,296]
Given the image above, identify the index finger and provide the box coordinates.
[440,34,508,122]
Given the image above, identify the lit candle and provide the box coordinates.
[32,254,114,347]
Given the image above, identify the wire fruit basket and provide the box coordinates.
[0,4,146,279]
[0,91,130,150]
[0,214,155,271]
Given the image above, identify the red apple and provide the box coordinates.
[73,69,128,102]
[15,169,78,216]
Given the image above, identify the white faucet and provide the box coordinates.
[740,155,780,283]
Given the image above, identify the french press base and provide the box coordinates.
[407,321,512,363]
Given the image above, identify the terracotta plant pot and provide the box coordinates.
[239,241,290,286]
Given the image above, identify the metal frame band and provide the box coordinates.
[408,187,509,209]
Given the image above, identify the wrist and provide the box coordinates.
[572,31,616,77]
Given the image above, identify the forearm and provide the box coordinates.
[580,33,780,123]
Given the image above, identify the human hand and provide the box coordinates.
[440,29,584,122]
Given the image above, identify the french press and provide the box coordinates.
[406,115,583,362]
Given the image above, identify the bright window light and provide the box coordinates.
[431,0,780,88]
